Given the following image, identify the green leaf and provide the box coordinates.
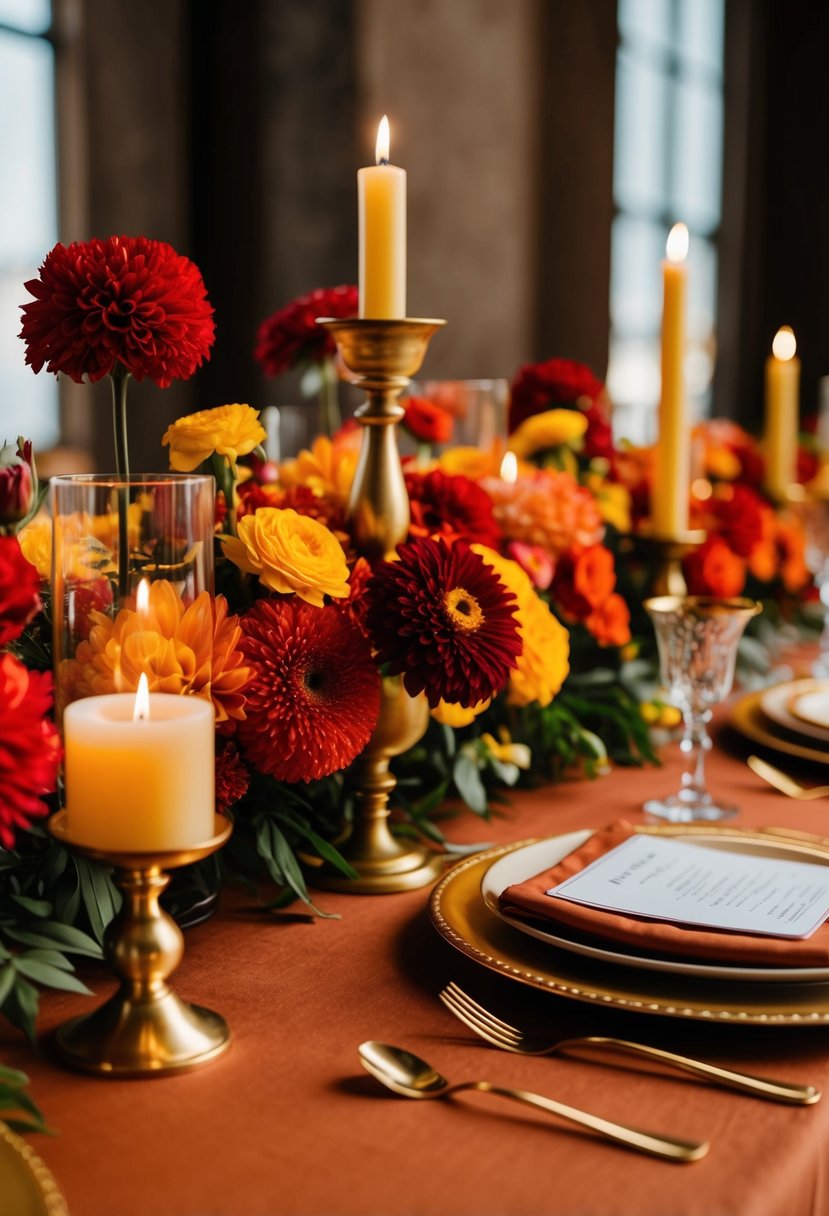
[76,858,120,944]
[0,963,16,1011]
[2,974,40,1044]
[453,754,488,815]
[269,823,337,919]
[11,894,52,918]
[4,922,102,957]
[13,957,91,994]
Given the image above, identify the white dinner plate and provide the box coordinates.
[481,830,829,984]
[761,679,829,744]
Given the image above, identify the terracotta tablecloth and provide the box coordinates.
[5,719,829,1216]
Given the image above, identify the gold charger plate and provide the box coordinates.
[729,690,829,766]
[0,1122,68,1216]
[429,824,829,1025]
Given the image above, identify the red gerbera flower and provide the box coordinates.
[254,285,358,378]
[0,654,61,848]
[0,535,41,646]
[215,742,250,813]
[402,396,454,445]
[20,236,215,387]
[405,468,501,548]
[237,598,380,783]
[364,536,522,708]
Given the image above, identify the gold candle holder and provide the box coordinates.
[313,317,447,892]
[630,526,706,598]
[47,811,232,1077]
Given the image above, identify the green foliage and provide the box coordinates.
[0,1064,50,1135]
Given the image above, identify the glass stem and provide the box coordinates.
[110,366,132,600]
[318,356,341,438]
[679,708,712,802]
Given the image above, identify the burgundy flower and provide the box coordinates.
[0,444,34,527]
[237,598,380,783]
[215,742,250,813]
[20,236,215,387]
[0,654,61,848]
[405,468,501,548]
[364,536,521,708]
[509,358,605,433]
[254,285,358,377]
[0,536,41,646]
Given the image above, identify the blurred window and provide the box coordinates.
[0,0,58,451]
[608,0,724,444]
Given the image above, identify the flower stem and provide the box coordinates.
[109,366,132,599]
[318,356,341,439]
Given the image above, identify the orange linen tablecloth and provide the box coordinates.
[5,719,829,1216]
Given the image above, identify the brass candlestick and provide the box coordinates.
[314,317,446,892]
[48,811,232,1077]
[630,526,706,597]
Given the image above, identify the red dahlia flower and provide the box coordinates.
[254,285,358,377]
[0,535,41,646]
[364,536,522,708]
[215,742,250,813]
[509,358,613,461]
[20,236,215,387]
[237,598,380,783]
[405,468,501,548]
[0,654,61,848]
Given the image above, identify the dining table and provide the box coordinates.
[5,706,829,1216]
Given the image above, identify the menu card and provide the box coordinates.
[547,835,829,940]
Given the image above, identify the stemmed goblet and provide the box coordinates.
[644,596,762,822]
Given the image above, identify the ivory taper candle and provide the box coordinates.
[358,115,406,318]
[652,222,690,538]
[764,326,800,501]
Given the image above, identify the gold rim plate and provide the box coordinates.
[729,690,829,766]
[0,1121,68,1216]
[429,824,829,1025]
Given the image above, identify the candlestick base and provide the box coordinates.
[630,527,706,597]
[47,812,232,1077]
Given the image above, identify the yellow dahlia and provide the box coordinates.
[473,544,570,708]
[59,579,250,723]
[431,697,491,727]
[162,403,266,472]
[221,507,349,605]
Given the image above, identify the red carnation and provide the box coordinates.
[0,654,61,848]
[20,236,215,387]
[509,358,605,432]
[215,742,250,813]
[237,598,380,783]
[708,485,766,559]
[0,535,41,646]
[364,536,522,708]
[254,285,358,377]
[406,468,501,548]
[402,396,454,445]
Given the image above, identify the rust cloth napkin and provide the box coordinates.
[498,820,829,968]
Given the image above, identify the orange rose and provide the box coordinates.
[551,544,617,620]
[585,592,632,648]
[683,536,746,598]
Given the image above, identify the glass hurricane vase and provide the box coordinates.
[644,595,761,822]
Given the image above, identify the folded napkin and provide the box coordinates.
[499,821,829,968]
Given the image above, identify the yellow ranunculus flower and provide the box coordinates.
[437,447,501,480]
[221,507,349,606]
[508,409,588,460]
[473,544,570,708]
[162,403,266,472]
[480,730,532,770]
[431,697,491,727]
[17,512,52,578]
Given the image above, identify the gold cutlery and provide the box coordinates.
[358,1040,709,1162]
[748,754,829,800]
[439,982,820,1106]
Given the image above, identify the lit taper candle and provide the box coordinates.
[652,222,690,537]
[358,115,406,318]
[764,325,800,501]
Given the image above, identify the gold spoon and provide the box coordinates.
[748,755,829,800]
[358,1041,709,1163]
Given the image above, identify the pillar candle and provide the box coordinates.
[63,682,215,852]
[764,326,800,501]
[358,115,406,318]
[652,223,690,538]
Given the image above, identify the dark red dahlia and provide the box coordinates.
[0,536,41,646]
[254,285,358,377]
[237,598,380,783]
[215,742,250,813]
[20,236,215,387]
[708,485,765,559]
[509,358,605,432]
[364,536,521,708]
[0,654,61,848]
[405,468,501,548]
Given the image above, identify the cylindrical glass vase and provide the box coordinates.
[51,474,215,717]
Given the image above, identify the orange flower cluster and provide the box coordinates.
[551,544,631,647]
[483,469,604,557]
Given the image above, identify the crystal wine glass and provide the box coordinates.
[644,596,762,822]
[796,496,829,676]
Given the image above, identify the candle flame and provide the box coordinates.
[136,578,150,615]
[375,115,390,165]
[772,325,797,361]
[133,672,150,722]
[500,450,518,483]
[666,222,689,264]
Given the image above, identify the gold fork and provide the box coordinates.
[439,982,820,1105]
[748,755,829,800]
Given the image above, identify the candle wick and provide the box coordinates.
[379,157,389,166]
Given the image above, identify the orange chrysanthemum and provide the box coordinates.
[483,469,604,559]
[58,579,250,724]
